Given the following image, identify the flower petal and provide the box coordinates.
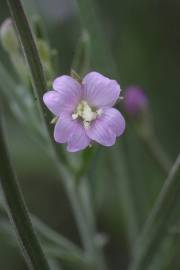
[67,124,90,152]
[102,108,126,136]
[82,72,121,108]
[53,75,82,112]
[54,113,77,143]
[54,114,90,152]
[43,91,62,116]
[86,108,125,146]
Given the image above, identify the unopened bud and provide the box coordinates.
[0,18,19,52]
[124,86,148,117]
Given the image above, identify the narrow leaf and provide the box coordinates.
[0,115,51,270]
[129,154,180,270]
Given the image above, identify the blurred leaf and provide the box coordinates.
[0,108,51,270]
[77,0,140,250]
[110,143,139,247]
[71,29,91,77]
[76,0,117,76]
[0,210,91,268]
[129,154,180,270]
[0,218,17,245]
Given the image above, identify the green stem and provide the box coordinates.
[5,1,107,269]
[76,0,117,76]
[71,29,91,77]
[76,0,138,266]
[136,110,172,176]
[32,215,83,254]
[0,201,90,267]
[0,117,51,270]
[77,177,108,270]
[129,153,180,270]
[54,167,107,270]
[111,145,139,248]
[141,132,172,175]
[6,0,68,167]
[5,0,86,253]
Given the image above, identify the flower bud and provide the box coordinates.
[0,18,19,52]
[124,86,148,116]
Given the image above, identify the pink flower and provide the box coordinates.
[43,72,125,152]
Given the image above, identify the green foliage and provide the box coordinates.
[0,0,179,270]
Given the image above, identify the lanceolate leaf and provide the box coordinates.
[0,115,51,270]
[129,154,180,270]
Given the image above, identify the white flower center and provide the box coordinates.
[72,100,102,128]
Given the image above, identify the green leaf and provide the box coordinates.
[0,115,51,270]
[76,0,117,76]
[129,154,180,270]
[111,143,139,247]
[0,202,91,268]
[71,29,91,77]
[6,0,69,166]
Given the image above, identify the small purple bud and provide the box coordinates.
[124,86,148,116]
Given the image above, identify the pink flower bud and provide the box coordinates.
[124,86,148,116]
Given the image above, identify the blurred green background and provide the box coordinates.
[0,0,180,269]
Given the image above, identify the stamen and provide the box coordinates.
[72,100,103,124]
[72,113,78,120]
[97,108,103,116]
[83,121,90,129]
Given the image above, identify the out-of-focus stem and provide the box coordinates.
[0,117,51,270]
[129,154,180,270]
[53,164,107,270]
[6,0,69,167]
[136,110,172,176]
[0,201,91,267]
[111,145,139,247]
[140,131,172,175]
[6,1,105,269]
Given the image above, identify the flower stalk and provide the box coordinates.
[136,111,172,176]
[140,130,172,175]
[123,86,172,175]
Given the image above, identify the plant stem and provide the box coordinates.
[0,117,51,270]
[129,153,180,270]
[6,1,105,269]
[140,132,172,175]
[111,145,139,248]
[78,177,108,270]
[76,0,117,76]
[32,215,83,254]
[0,201,90,267]
[53,165,107,270]
[76,0,139,265]
[6,0,68,166]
